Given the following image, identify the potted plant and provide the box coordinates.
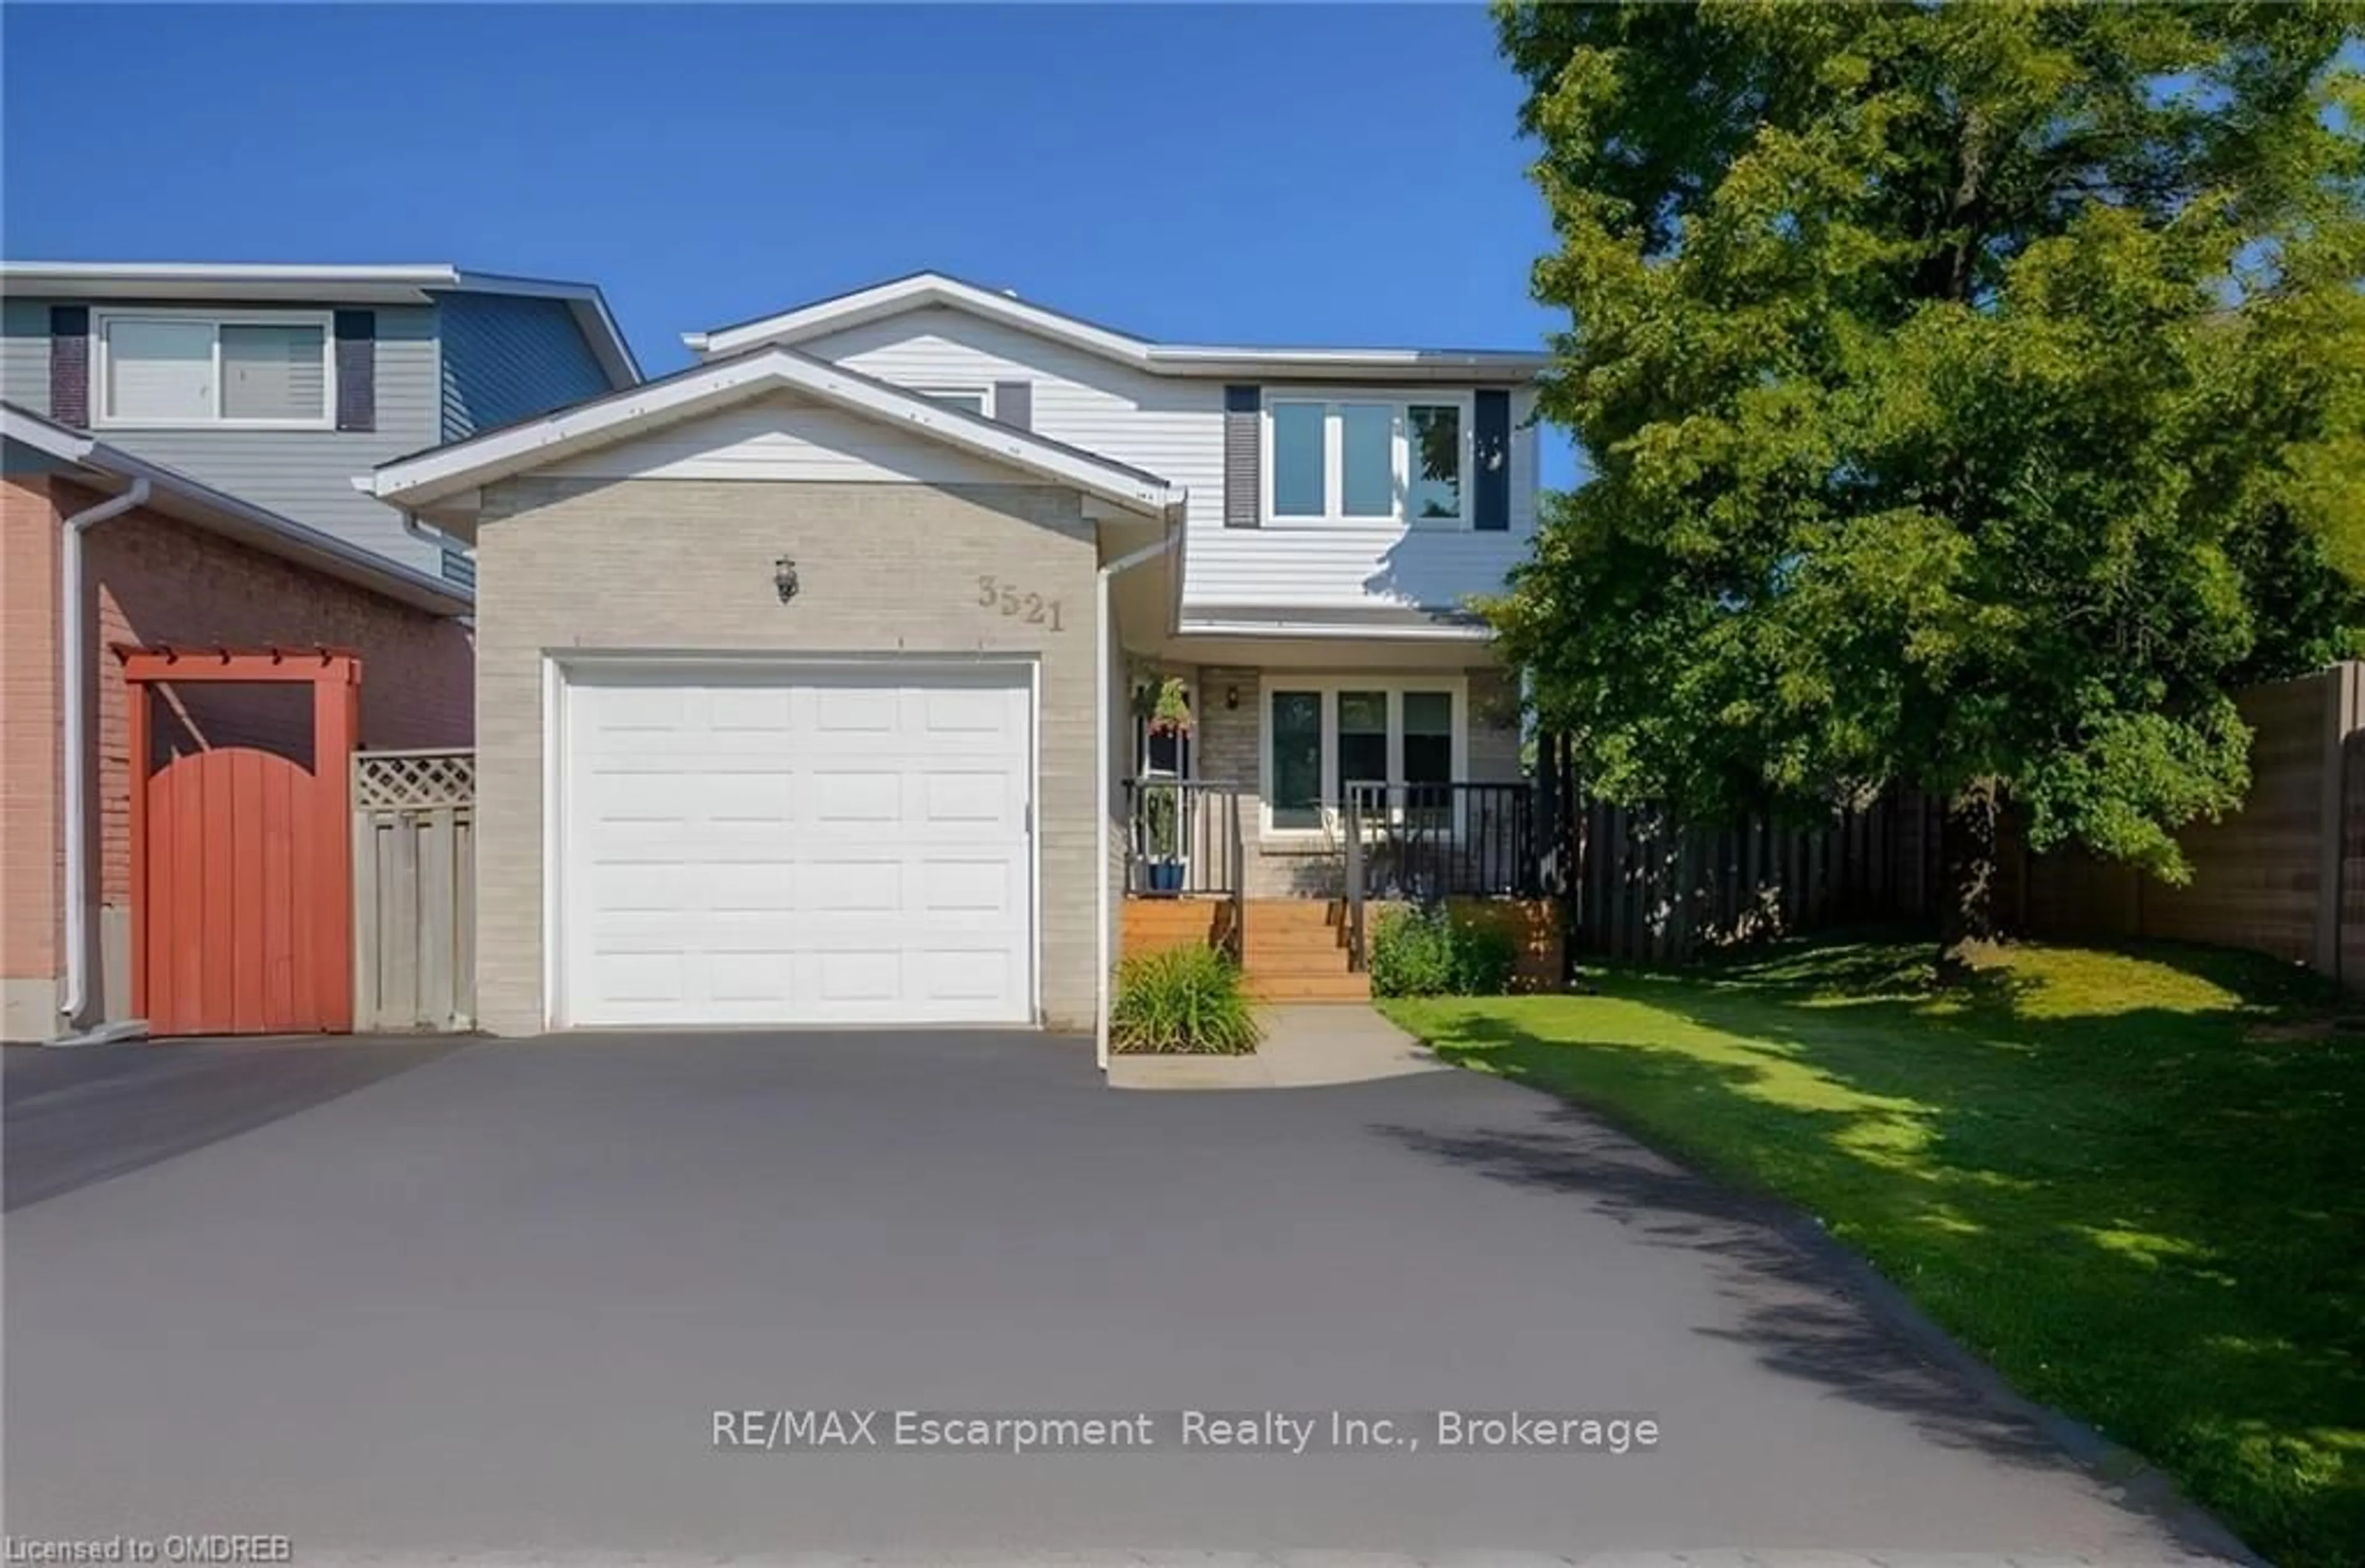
[1134,676,1194,893]
[1141,784,1184,892]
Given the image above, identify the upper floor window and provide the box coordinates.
[1265,394,1468,526]
[95,310,334,429]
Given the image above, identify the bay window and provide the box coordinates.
[1262,680,1466,835]
[1264,394,1469,525]
[95,310,334,429]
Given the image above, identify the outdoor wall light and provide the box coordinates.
[774,556,800,604]
[1226,685,1239,710]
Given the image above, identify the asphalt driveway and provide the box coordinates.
[4,1030,2239,1562]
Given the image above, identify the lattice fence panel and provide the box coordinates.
[353,749,475,1030]
[354,749,475,811]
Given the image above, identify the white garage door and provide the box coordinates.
[560,663,1035,1027]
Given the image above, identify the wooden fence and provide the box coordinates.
[352,749,475,1032]
[1564,788,1940,963]
[1554,662,2365,988]
[2000,664,2365,985]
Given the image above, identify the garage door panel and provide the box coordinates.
[918,857,1021,916]
[814,684,900,731]
[920,947,1023,1001]
[707,684,794,730]
[919,770,1016,827]
[705,952,798,1004]
[811,770,903,823]
[562,665,1033,1027]
[596,952,692,1008]
[924,685,1017,732]
[804,857,904,913]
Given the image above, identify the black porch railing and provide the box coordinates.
[1124,777,1247,896]
[1343,781,1540,969]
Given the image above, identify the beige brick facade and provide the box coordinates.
[471,476,1104,1037]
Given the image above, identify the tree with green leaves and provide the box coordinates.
[1489,0,2365,960]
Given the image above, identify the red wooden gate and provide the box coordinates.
[121,647,360,1036]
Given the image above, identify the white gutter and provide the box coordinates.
[1096,528,1179,1071]
[56,477,150,1039]
[1176,616,1490,642]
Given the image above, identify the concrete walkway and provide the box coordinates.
[1107,1003,1447,1089]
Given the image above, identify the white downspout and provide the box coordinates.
[399,511,456,554]
[1096,527,1178,1071]
[56,477,150,1040]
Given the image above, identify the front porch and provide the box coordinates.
[1120,775,1552,1001]
[1106,584,1554,998]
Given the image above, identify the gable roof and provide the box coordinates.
[363,342,1185,519]
[2,402,471,616]
[682,271,1551,382]
[0,261,640,388]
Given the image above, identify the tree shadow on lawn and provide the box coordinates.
[1379,936,2362,1566]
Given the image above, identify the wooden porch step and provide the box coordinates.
[1238,902,1349,929]
[1247,949,1353,968]
[1241,927,1350,954]
[1125,906,1229,930]
[1242,942,1358,978]
[1246,972,1373,1003]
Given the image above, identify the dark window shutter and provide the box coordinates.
[992,379,1032,430]
[333,310,376,432]
[49,306,89,427]
[1223,384,1260,528]
[1474,387,1511,531]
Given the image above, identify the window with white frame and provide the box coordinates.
[1264,394,1468,525]
[1263,680,1464,832]
[95,311,334,429]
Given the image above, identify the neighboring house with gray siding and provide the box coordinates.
[0,262,638,583]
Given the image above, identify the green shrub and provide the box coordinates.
[1369,905,1453,997]
[1368,904,1520,998]
[1111,945,1261,1054]
[1449,917,1519,995]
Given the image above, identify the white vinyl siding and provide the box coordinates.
[94,310,334,430]
[795,307,1538,619]
[541,393,1021,485]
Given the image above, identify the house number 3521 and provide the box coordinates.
[976,575,1065,631]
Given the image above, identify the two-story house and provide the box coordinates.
[362,272,1547,1049]
[1,262,640,1041]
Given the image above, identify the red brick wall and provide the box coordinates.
[77,478,473,904]
[2,472,474,1008]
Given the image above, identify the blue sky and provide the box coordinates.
[2,4,1566,464]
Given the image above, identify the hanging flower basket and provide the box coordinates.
[1146,676,1193,737]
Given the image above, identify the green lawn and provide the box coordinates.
[1382,936,2363,1567]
